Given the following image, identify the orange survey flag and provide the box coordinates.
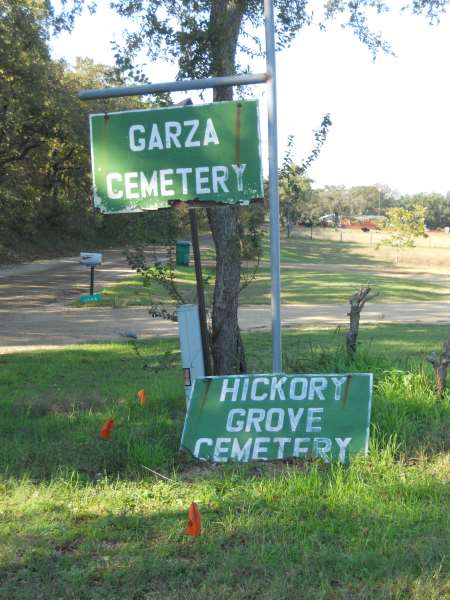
[100,418,115,439]
[185,502,201,537]
[137,389,145,406]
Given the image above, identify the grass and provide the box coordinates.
[83,267,202,309]
[95,268,447,307]
[266,232,389,267]
[290,227,450,271]
[240,268,448,304]
[78,263,449,308]
[0,324,449,599]
[73,230,450,308]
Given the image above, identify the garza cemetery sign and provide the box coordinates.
[181,373,373,463]
[89,100,263,213]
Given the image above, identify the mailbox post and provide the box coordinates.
[90,265,95,295]
[79,252,103,302]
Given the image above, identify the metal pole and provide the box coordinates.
[90,266,95,296]
[264,0,282,373]
[79,72,268,101]
[189,209,212,376]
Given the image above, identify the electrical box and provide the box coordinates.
[177,304,205,407]
[80,252,102,267]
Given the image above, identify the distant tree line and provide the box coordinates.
[278,165,450,232]
[401,193,450,229]
[0,1,182,262]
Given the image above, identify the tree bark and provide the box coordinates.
[346,286,375,355]
[209,0,246,81]
[207,205,246,373]
[426,342,450,397]
[206,0,247,374]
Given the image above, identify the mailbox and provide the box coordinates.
[79,252,102,299]
[80,252,102,267]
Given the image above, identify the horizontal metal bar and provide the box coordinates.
[79,72,268,101]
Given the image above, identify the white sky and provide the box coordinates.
[50,2,450,195]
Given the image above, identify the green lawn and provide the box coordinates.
[203,229,391,267]
[85,266,205,308]
[0,325,449,599]
[240,267,448,304]
[79,264,448,308]
[264,233,388,266]
[75,233,450,308]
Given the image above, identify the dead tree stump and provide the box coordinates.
[426,342,450,397]
[346,286,377,355]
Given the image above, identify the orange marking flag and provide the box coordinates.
[137,389,145,406]
[100,418,115,439]
[185,502,201,537]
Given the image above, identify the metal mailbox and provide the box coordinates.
[80,252,102,267]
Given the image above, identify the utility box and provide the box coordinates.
[175,241,191,266]
[80,252,102,267]
[177,304,205,406]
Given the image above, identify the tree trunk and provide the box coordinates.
[435,365,448,396]
[207,205,246,373]
[346,310,361,355]
[206,0,247,375]
[426,342,450,397]
[346,286,374,355]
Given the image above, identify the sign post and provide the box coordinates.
[264,0,282,373]
[188,208,212,376]
[181,373,373,463]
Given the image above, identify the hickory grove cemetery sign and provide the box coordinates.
[89,100,263,213]
[181,373,373,463]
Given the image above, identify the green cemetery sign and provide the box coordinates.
[181,373,373,463]
[89,100,263,213]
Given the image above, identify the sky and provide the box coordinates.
[50,2,450,195]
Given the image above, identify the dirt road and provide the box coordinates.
[2,251,450,354]
[2,301,450,355]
